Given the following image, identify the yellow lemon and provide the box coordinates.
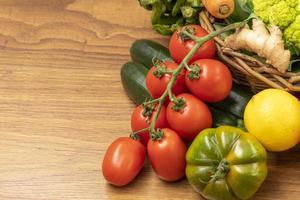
[244,89,300,152]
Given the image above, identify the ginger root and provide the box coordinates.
[225,19,291,73]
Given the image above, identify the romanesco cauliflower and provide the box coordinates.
[284,15,300,50]
[252,0,300,49]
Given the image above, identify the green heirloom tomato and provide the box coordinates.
[186,126,267,200]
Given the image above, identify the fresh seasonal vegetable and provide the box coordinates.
[230,0,300,51]
[186,126,268,200]
[201,0,235,19]
[166,93,212,141]
[169,25,216,64]
[121,46,240,128]
[141,21,250,186]
[251,0,300,52]
[252,0,297,29]
[209,107,238,127]
[130,39,171,69]
[128,39,254,118]
[244,89,300,152]
[225,19,291,72]
[227,0,300,70]
[185,59,233,102]
[138,0,203,35]
[121,62,151,105]
[146,61,187,99]
[209,83,253,118]
[147,128,187,181]
[104,0,300,197]
[227,0,252,22]
[106,16,254,196]
[102,137,146,186]
[131,104,169,146]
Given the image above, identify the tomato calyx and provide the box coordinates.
[211,159,230,182]
[152,61,175,79]
[142,103,155,118]
[130,127,151,141]
[153,65,167,79]
[178,26,196,42]
[150,128,164,141]
[129,132,140,141]
[171,97,186,112]
[187,64,201,80]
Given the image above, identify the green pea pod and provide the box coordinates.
[227,0,253,23]
[186,126,268,200]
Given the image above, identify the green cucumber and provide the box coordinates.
[209,107,238,128]
[130,39,171,69]
[121,59,238,127]
[130,39,253,118]
[209,84,253,118]
[120,62,151,105]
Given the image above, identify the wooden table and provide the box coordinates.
[0,1,299,199]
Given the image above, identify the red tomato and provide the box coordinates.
[147,128,187,182]
[166,93,212,141]
[131,104,168,146]
[169,25,216,64]
[146,61,187,99]
[102,137,146,186]
[185,59,232,102]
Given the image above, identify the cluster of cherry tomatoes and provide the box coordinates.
[102,25,233,187]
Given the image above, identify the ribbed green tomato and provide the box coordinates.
[186,126,267,200]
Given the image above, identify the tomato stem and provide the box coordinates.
[130,127,151,140]
[143,99,160,106]
[183,61,192,71]
[148,19,249,138]
[133,128,150,135]
[181,29,198,41]
[211,159,230,182]
[168,89,176,102]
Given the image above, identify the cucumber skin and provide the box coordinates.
[120,62,151,105]
[209,84,253,118]
[130,39,253,117]
[121,61,238,128]
[130,39,171,69]
[209,107,238,127]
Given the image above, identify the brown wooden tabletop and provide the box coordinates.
[0,0,299,199]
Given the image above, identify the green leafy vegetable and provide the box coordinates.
[138,0,203,35]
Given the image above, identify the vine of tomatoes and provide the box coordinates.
[102,25,234,186]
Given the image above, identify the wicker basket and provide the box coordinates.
[199,11,300,94]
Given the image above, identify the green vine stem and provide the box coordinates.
[130,128,150,140]
[143,19,250,139]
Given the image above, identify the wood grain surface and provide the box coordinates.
[0,0,299,199]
